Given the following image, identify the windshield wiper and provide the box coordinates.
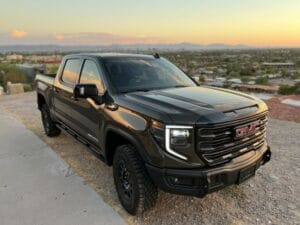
[121,85,189,93]
[120,88,151,93]
[171,85,190,88]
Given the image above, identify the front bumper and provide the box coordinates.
[146,145,271,197]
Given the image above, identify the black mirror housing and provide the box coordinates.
[74,84,98,99]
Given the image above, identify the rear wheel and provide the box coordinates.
[113,144,158,215]
[41,104,61,137]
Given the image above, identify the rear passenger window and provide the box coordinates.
[80,60,104,93]
[61,59,81,85]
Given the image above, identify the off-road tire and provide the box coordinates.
[113,144,158,215]
[41,104,61,137]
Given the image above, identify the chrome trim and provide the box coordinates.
[87,133,99,142]
[165,125,193,160]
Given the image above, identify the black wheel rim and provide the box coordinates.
[118,160,133,201]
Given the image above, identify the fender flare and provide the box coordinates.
[104,124,149,165]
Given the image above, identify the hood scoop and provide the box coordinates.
[224,105,258,117]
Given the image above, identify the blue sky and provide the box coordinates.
[0,0,299,46]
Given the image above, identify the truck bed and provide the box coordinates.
[35,73,56,101]
[35,74,55,87]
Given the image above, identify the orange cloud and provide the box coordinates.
[54,33,64,41]
[10,29,27,38]
[50,32,165,45]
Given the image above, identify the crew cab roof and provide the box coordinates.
[64,53,156,60]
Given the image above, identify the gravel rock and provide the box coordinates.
[1,92,299,225]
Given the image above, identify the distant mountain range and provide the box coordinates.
[0,43,252,53]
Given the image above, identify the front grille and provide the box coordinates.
[197,113,267,166]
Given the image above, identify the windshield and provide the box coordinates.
[103,57,196,93]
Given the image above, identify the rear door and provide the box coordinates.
[53,58,83,130]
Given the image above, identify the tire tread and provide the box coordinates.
[113,144,158,214]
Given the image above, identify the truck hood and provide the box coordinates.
[117,86,267,124]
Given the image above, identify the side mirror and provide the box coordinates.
[74,84,98,99]
[74,84,104,105]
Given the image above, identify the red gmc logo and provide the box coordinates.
[235,121,260,138]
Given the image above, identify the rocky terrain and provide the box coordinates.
[0,92,299,225]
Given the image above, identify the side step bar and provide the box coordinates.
[56,123,106,163]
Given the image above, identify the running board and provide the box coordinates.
[56,123,106,163]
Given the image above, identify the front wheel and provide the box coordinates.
[113,144,158,215]
[41,104,61,137]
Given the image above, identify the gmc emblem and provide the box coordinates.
[235,121,260,138]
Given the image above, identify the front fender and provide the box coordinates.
[104,124,150,165]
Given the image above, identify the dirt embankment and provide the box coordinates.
[265,95,300,123]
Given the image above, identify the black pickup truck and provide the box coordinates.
[36,53,271,215]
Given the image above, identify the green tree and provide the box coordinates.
[255,76,269,85]
[291,72,300,79]
[278,85,297,95]
[241,76,250,83]
[0,64,28,89]
[280,68,290,77]
[240,65,256,76]
[46,65,59,74]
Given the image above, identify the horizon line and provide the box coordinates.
[1,42,300,49]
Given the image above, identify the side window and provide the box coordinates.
[80,60,104,93]
[61,59,81,86]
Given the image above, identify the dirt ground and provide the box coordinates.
[0,92,299,225]
[264,95,300,123]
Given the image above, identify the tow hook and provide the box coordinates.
[261,147,271,165]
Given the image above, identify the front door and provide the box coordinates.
[72,59,106,150]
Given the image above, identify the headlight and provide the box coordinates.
[166,125,193,160]
[170,129,191,146]
[150,120,193,161]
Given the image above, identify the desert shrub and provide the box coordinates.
[294,82,300,95]
[278,85,297,95]
[223,81,231,88]
[198,75,205,82]
[23,83,33,92]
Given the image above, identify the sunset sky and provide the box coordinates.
[0,0,300,47]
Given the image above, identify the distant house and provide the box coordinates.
[266,73,282,79]
[262,62,294,68]
[228,78,242,87]
[293,79,300,83]
[191,68,215,78]
[25,55,62,64]
[204,77,225,87]
[6,54,23,61]
[216,68,227,75]
[192,75,200,83]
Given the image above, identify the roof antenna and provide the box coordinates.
[153,52,160,59]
